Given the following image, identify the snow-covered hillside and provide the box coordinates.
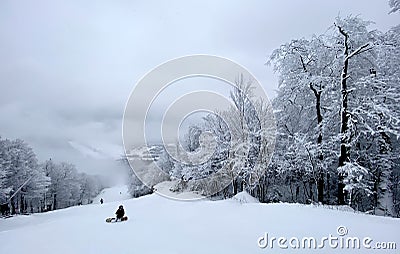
[0,185,399,254]
[92,185,131,204]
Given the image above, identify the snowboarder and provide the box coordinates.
[115,205,125,221]
[100,198,103,204]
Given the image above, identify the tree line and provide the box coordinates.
[0,136,106,215]
[267,15,400,216]
[139,15,400,217]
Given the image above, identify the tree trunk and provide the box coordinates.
[309,180,314,202]
[373,170,381,214]
[11,197,16,215]
[20,194,25,214]
[375,131,393,215]
[337,26,351,205]
[327,172,331,202]
[232,179,237,195]
[336,25,371,205]
[314,87,324,203]
[305,49,325,203]
[53,193,57,210]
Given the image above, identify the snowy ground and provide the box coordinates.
[92,185,131,204]
[153,180,204,200]
[1,184,399,254]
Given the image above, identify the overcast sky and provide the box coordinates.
[0,0,398,176]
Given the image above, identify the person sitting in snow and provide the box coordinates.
[115,205,125,221]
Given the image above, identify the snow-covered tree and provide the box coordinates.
[175,75,275,198]
[0,136,105,214]
[78,174,103,205]
[0,137,12,206]
[43,159,103,210]
[389,0,400,13]
[333,16,377,205]
[44,160,79,209]
[0,138,51,213]
[349,24,400,214]
[268,15,400,213]
[269,33,340,203]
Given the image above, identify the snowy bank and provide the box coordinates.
[0,185,399,254]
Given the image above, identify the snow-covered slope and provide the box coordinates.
[0,186,399,254]
[231,191,260,204]
[92,185,131,204]
[153,180,204,200]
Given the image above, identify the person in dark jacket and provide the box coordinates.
[100,198,103,204]
[115,205,125,221]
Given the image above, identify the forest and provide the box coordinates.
[128,14,400,217]
[0,137,106,215]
